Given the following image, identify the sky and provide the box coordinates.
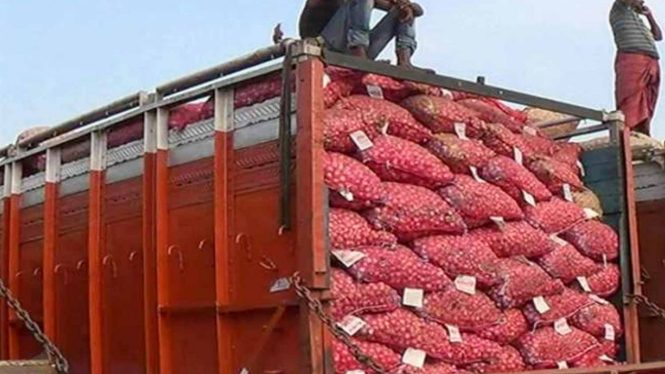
[1,0,664,145]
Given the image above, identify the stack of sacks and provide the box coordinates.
[323,68,622,374]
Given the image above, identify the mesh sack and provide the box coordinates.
[487,258,564,309]
[425,134,496,174]
[346,246,452,292]
[411,235,500,288]
[418,288,503,331]
[480,123,536,160]
[401,95,485,137]
[329,208,397,250]
[523,288,595,327]
[331,269,400,319]
[325,152,386,210]
[457,98,525,133]
[572,188,604,217]
[358,74,411,102]
[523,107,579,139]
[360,135,454,189]
[364,183,467,241]
[552,142,583,169]
[234,75,283,109]
[334,95,432,144]
[438,175,524,228]
[521,133,556,156]
[479,155,553,203]
[576,264,620,297]
[325,79,357,108]
[526,155,584,194]
[537,242,601,283]
[515,327,600,369]
[561,220,619,262]
[570,347,610,369]
[403,81,446,97]
[598,339,620,358]
[333,338,401,374]
[477,309,528,345]
[525,198,587,234]
[570,302,623,339]
[443,334,505,366]
[358,309,453,359]
[462,346,526,374]
[471,221,557,259]
[403,362,466,374]
[323,109,380,153]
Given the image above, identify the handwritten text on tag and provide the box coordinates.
[350,130,374,151]
[446,325,463,343]
[337,315,366,337]
[455,275,477,295]
[366,85,384,99]
[554,318,572,336]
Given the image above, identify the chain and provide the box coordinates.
[626,294,665,320]
[0,277,68,373]
[291,273,391,374]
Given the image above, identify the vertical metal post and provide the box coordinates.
[0,164,12,359]
[8,162,22,359]
[155,103,172,374]
[43,148,61,340]
[143,96,160,374]
[89,131,108,374]
[213,88,234,374]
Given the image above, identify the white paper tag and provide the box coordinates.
[469,166,485,183]
[603,254,608,268]
[239,368,249,374]
[446,325,463,343]
[403,288,424,308]
[339,190,355,202]
[590,294,610,305]
[605,324,616,341]
[440,89,453,99]
[350,130,374,151]
[550,235,568,247]
[599,355,614,363]
[584,208,600,220]
[345,371,365,374]
[523,191,537,207]
[563,184,574,202]
[557,361,569,370]
[533,296,551,314]
[454,122,468,140]
[323,73,332,88]
[380,122,389,136]
[332,250,366,268]
[577,276,592,293]
[577,160,586,177]
[402,348,426,368]
[337,315,366,337]
[490,217,506,227]
[367,85,384,100]
[270,278,291,293]
[454,275,477,295]
[554,318,573,336]
[514,147,524,165]
[523,126,537,136]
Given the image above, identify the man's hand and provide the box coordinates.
[395,0,418,23]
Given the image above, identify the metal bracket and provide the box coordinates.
[603,110,626,123]
[292,39,323,60]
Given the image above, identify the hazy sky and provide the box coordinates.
[1,0,664,144]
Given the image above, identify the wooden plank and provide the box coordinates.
[88,131,107,374]
[42,149,61,340]
[7,163,21,359]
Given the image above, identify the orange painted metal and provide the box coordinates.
[155,148,171,374]
[0,193,10,359]
[143,151,159,374]
[8,191,22,359]
[43,182,58,341]
[89,169,105,374]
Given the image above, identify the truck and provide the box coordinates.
[0,40,664,374]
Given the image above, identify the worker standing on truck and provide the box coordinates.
[611,0,663,135]
[299,0,428,71]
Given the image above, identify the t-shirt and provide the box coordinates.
[610,1,659,59]
[299,0,344,39]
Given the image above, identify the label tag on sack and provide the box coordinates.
[584,208,600,220]
[513,147,524,165]
[522,191,537,207]
[454,123,469,140]
[445,325,463,343]
[470,166,485,183]
[403,288,424,308]
[345,371,366,374]
[366,85,384,100]
[563,184,574,202]
[239,368,249,374]
[605,324,616,341]
[577,160,586,177]
[523,126,537,136]
[602,254,608,268]
[270,278,291,293]
[550,235,568,247]
[350,130,374,151]
[455,275,477,295]
[533,296,551,314]
[440,89,453,99]
[337,315,366,337]
[379,121,390,136]
[490,216,506,228]
[577,276,592,293]
[323,73,332,88]
[554,318,573,336]
[339,190,355,202]
[332,250,366,268]
[599,355,614,363]
[402,348,426,368]
[590,294,610,305]
[557,361,569,370]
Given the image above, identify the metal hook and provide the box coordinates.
[54,265,68,285]
[14,271,25,280]
[235,233,252,261]
[168,245,185,272]
[32,267,42,278]
[103,255,118,279]
[259,256,278,272]
[128,251,139,262]
[198,239,210,251]
[76,260,87,271]
[278,225,288,236]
